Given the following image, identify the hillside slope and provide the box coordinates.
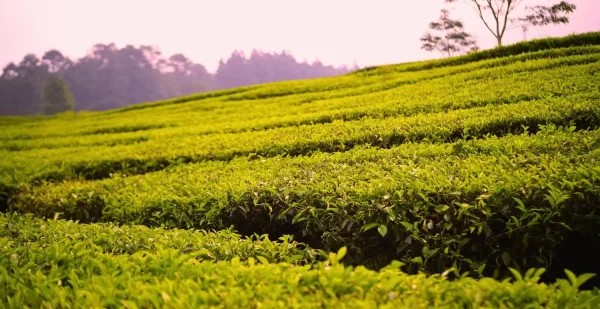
[1,33,600,307]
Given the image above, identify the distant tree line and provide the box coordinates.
[0,44,353,115]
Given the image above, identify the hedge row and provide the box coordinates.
[11,126,600,277]
[1,214,598,308]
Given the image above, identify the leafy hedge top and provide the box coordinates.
[1,214,598,308]
[0,213,320,264]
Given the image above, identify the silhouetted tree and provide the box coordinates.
[42,50,72,73]
[40,75,74,114]
[64,43,164,110]
[161,53,213,96]
[216,51,250,88]
[445,0,576,46]
[421,9,478,57]
[0,54,49,115]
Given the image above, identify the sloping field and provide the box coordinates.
[2,33,600,307]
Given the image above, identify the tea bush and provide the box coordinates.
[1,33,599,307]
[1,215,598,308]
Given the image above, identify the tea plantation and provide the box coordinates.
[1,33,600,307]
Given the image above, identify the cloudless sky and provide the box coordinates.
[1,0,599,72]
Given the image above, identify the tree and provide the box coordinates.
[42,50,72,73]
[40,75,75,114]
[421,9,478,57]
[0,54,49,115]
[160,53,213,96]
[446,0,576,46]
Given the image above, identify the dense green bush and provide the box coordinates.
[1,214,598,308]
[0,213,321,264]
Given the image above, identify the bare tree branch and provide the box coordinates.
[472,0,498,41]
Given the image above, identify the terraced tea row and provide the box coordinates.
[1,47,597,145]
[1,92,598,191]
[1,214,598,308]
[1,32,598,144]
[11,126,600,276]
[0,213,319,264]
[1,44,597,195]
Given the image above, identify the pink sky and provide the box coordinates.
[1,0,599,72]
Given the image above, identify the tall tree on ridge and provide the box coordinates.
[445,0,576,46]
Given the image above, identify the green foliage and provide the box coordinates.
[40,75,75,115]
[9,127,600,275]
[1,214,598,308]
[1,48,599,184]
[0,33,599,306]
[0,213,321,264]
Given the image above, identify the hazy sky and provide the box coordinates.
[1,0,599,72]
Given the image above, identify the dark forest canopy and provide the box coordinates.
[0,44,354,115]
